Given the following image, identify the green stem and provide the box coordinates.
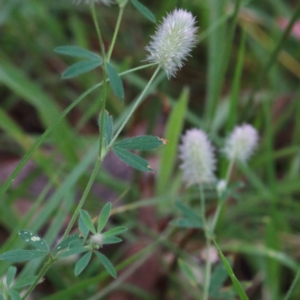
[90,3,108,158]
[199,185,211,300]
[22,256,53,300]
[0,63,155,202]
[107,4,126,62]
[108,65,160,147]
[210,159,234,233]
[91,3,106,59]
[62,156,103,240]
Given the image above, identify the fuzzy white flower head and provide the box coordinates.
[224,124,259,162]
[179,129,216,187]
[216,179,227,197]
[90,233,104,247]
[73,0,115,5]
[145,9,198,79]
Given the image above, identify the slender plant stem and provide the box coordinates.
[283,267,300,300]
[0,63,155,203]
[22,256,53,300]
[108,65,160,146]
[210,159,234,233]
[199,185,211,300]
[63,65,160,239]
[107,4,126,62]
[91,4,106,59]
[90,3,108,158]
[62,157,103,240]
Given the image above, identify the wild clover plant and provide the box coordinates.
[175,124,259,300]
[0,1,197,299]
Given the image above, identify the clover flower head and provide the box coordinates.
[145,9,198,79]
[179,129,216,187]
[90,233,104,247]
[73,0,115,6]
[224,124,259,162]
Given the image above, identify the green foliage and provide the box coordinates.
[113,146,153,172]
[18,230,49,252]
[172,202,202,229]
[106,62,125,101]
[74,251,92,276]
[178,259,198,287]
[211,235,249,300]
[79,210,96,234]
[54,46,101,60]
[97,203,112,233]
[0,250,46,262]
[1,0,300,299]
[55,45,103,79]
[98,111,113,147]
[156,88,189,194]
[114,136,165,150]
[95,252,117,279]
[130,0,156,23]
[62,60,103,79]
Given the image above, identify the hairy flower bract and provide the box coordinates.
[145,9,198,79]
[224,124,259,162]
[179,129,216,187]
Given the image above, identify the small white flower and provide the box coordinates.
[224,124,259,162]
[179,129,216,187]
[216,180,227,197]
[73,0,115,5]
[90,233,104,247]
[145,9,198,78]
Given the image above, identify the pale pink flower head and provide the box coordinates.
[223,124,259,162]
[179,129,216,187]
[145,9,198,79]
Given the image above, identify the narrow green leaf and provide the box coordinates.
[57,247,88,258]
[98,110,113,147]
[6,266,17,287]
[18,230,49,252]
[80,210,96,234]
[171,218,202,229]
[106,62,124,101]
[178,259,198,287]
[102,236,122,245]
[79,215,89,239]
[52,234,81,255]
[175,202,202,224]
[69,239,85,249]
[95,252,117,278]
[97,203,111,233]
[114,136,166,151]
[12,276,37,290]
[8,290,21,300]
[103,226,127,237]
[211,236,249,300]
[0,250,46,262]
[209,262,229,296]
[113,146,152,172]
[74,251,92,276]
[156,88,189,194]
[55,46,101,60]
[130,0,156,23]
[62,59,102,79]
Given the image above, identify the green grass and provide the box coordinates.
[0,0,300,299]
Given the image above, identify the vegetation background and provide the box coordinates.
[0,0,300,299]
